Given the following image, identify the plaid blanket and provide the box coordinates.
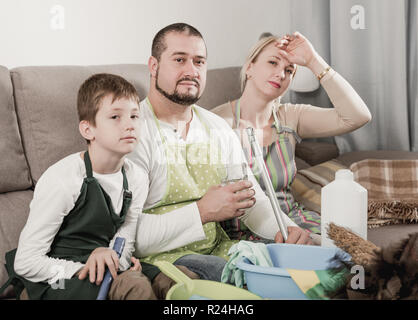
[350,159,418,228]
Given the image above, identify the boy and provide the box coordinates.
[1,73,180,299]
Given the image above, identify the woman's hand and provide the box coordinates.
[275,32,318,68]
[78,247,119,285]
[274,226,313,245]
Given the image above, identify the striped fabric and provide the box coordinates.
[245,136,321,234]
[220,101,321,239]
[350,159,418,227]
[298,160,348,187]
[291,160,348,214]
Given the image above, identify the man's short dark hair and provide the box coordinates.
[151,23,204,61]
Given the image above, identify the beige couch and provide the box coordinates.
[1,64,417,299]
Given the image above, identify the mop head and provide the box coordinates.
[327,223,418,300]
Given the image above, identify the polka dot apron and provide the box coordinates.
[141,98,237,265]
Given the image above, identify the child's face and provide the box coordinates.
[90,95,140,156]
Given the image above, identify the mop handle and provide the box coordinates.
[96,237,125,300]
[246,127,288,241]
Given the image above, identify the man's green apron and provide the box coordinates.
[141,98,237,265]
[0,151,144,299]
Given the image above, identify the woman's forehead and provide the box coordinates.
[258,41,295,67]
[258,42,280,58]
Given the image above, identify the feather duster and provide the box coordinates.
[327,223,418,300]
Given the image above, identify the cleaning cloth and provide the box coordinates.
[221,241,273,288]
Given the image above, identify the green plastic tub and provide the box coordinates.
[154,261,262,300]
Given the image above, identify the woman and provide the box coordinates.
[212,32,371,239]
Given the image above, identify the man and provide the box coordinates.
[129,23,312,282]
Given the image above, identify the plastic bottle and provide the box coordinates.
[321,169,368,248]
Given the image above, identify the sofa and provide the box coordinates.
[1,64,417,299]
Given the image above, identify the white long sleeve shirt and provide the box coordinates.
[128,99,296,258]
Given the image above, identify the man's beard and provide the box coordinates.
[155,68,201,106]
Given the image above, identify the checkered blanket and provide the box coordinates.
[350,159,418,228]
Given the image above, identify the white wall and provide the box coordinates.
[0,0,291,69]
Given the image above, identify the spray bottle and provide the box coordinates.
[96,237,125,300]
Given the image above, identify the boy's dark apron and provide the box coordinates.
[0,151,157,299]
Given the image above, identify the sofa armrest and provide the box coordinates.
[295,141,339,166]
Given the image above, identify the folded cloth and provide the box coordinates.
[221,241,273,288]
[350,159,418,228]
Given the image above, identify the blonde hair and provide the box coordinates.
[240,35,297,93]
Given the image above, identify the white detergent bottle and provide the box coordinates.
[321,169,368,248]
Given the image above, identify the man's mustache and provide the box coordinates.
[176,78,200,88]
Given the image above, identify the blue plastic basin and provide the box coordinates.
[235,243,349,300]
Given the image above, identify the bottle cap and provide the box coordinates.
[335,169,353,180]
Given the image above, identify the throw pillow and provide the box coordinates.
[291,159,348,213]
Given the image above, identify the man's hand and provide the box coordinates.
[78,247,119,285]
[274,226,313,245]
[197,180,256,224]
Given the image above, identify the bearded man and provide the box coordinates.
[129,23,310,284]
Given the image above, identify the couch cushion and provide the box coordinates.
[368,224,418,248]
[0,66,32,193]
[295,141,340,166]
[295,156,310,170]
[11,64,150,183]
[0,190,33,298]
[336,150,418,167]
[198,67,241,110]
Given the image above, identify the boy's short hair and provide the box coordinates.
[152,23,205,61]
[77,73,140,127]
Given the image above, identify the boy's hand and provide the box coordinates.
[78,247,119,285]
[130,257,142,272]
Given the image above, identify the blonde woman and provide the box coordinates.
[212,32,371,240]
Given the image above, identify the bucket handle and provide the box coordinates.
[154,261,194,293]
